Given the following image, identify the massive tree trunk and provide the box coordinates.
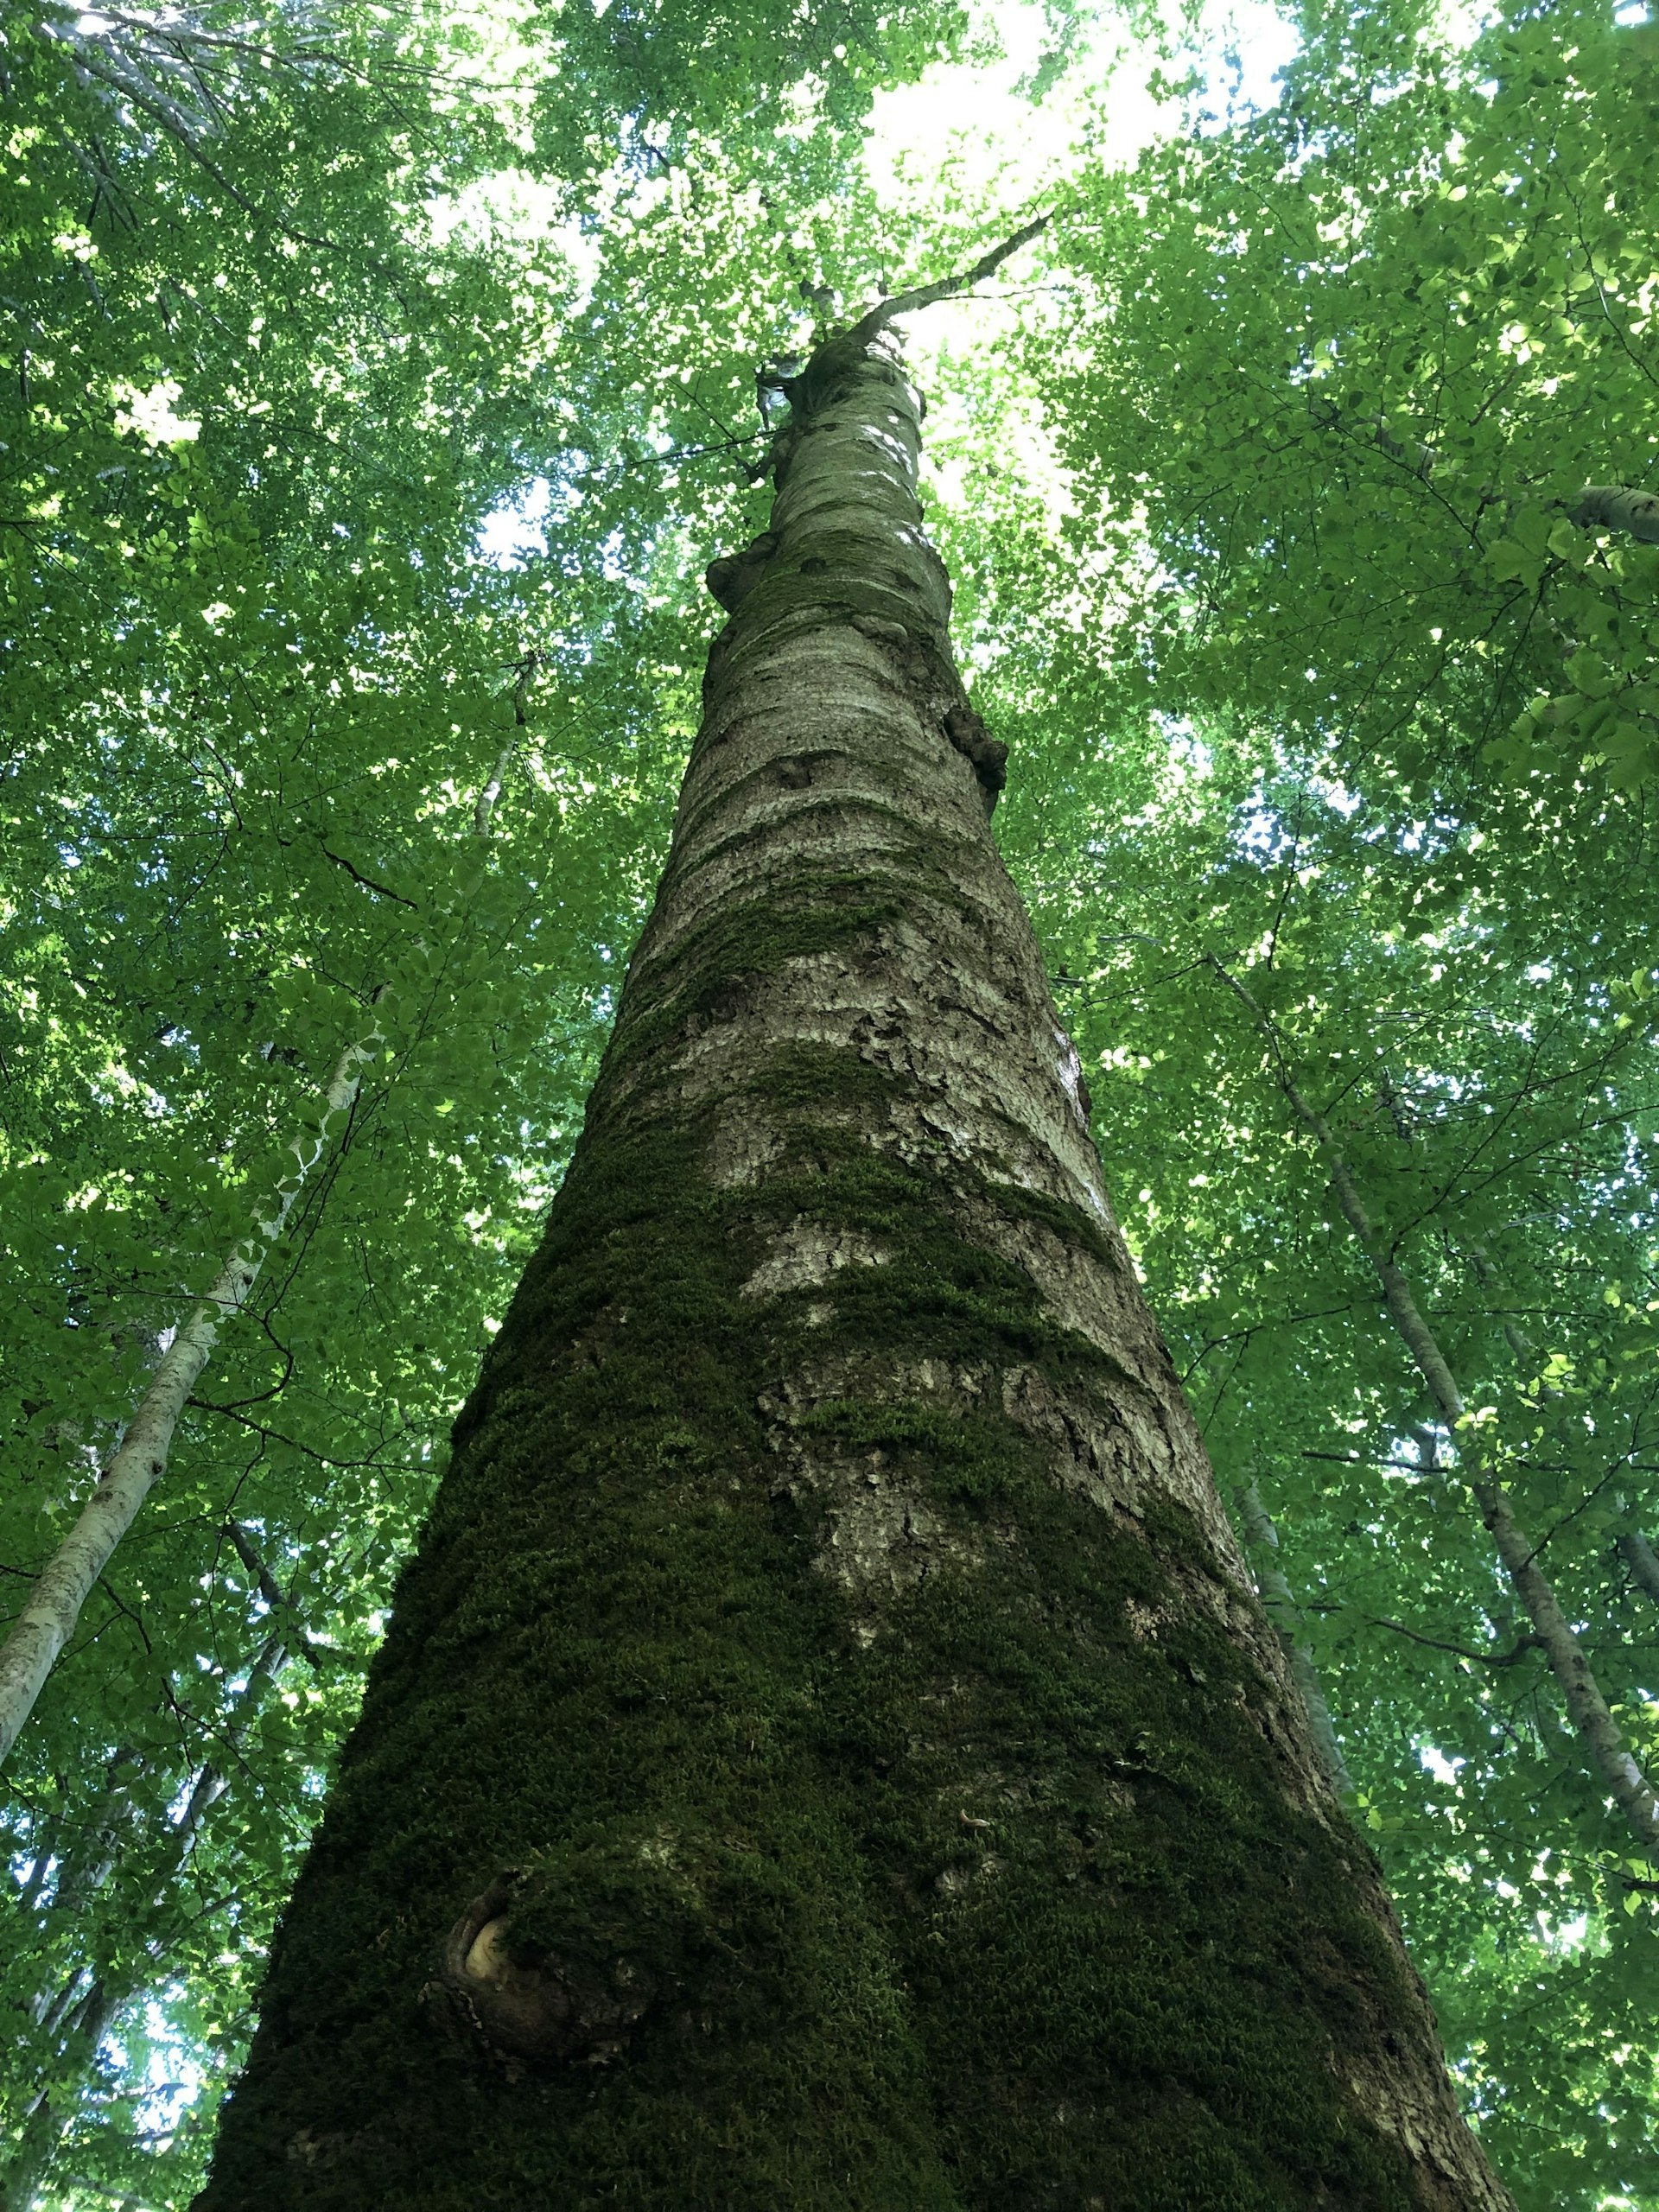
[195,321,1510,2211]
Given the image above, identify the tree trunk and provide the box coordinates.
[0,1005,385,1767]
[1211,958,1659,1857]
[1571,484,1659,545]
[1233,1480,1353,1797]
[4,1627,292,2211]
[194,321,1510,2211]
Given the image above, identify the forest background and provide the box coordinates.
[3,0,1657,2201]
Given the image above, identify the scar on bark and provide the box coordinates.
[433,1875,657,2067]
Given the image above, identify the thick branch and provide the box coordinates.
[1571,485,1659,546]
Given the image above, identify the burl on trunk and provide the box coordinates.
[196,310,1510,2211]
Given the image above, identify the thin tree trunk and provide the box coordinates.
[1213,960,1659,1854]
[3,1628,291,2211]
[1234,1480,1353,1795]
[195,290,1509,2211]
[0,688,526,1767]
[2,1979,120,2212]
[0,1006,385,1766]
[1466,1242,1659,1618]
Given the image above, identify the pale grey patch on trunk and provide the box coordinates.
[810,1472,965,1622]
[739,1222,893,1300]
[756,1355,1001,1629]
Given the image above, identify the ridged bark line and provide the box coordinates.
[194,316,1510,2211]
[1234,1481,1353,1796]
[1213,958,1659,1852]
[0,1009,382,1768]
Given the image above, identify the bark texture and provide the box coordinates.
[1234,1480,1353,1797]
[1571,484,1659,546]
[195,326,1510,2211]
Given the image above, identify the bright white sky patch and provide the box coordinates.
[857,0,1301,545]
[478,474,553,567]
[864,0,1301,219]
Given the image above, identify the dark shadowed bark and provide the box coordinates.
[194,316,1511,2212]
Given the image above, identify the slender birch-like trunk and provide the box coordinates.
[1214,961,1659,1854]
[3,1624,294,2212]
[196,284,1509,2211]
[0,693,525,1766]
[0,1008,384,1766]
[1,1980,120,2212]
[1234,1479,1353,1796]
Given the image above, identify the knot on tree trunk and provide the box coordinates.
[437,1872,658,2069]
[431,1832,792,2072]
[944,702,1009,812]
[705,531,780,613]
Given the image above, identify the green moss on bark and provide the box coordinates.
[197,1085,1444,2211]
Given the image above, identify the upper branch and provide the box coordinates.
[845,213,1053,346]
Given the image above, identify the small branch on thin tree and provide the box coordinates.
[1209,952,1659,1855]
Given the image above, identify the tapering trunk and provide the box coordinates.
[195,326,1509,2211]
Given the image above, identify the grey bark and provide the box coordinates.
[1570,484,1659,545]
[1618,1523,1659,1607]
[0,1012,383,1767]
[3,1980,121,2212]
[1214,960,1659,1853]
